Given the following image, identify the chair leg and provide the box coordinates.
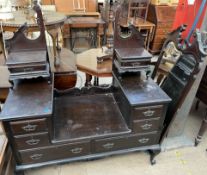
[195,109,207,146]
[195,100,200,110]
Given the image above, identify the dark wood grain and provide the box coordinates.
[0,79,53,121]
[53,93,131,142]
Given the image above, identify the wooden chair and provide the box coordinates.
[151,25,187,85]
[73,0,86,12]
[128,0,150,22]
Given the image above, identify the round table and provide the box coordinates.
[1,10,67,66]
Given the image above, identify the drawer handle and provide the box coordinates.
[140,123,152,130]
[22,124,37,132]
[24,68,33,72]
[26,139,40,145]
[102,143,114,149]
[143,110,155,117]
[30,154,43,160]
[138,138,149,144]
[71,147,83,154]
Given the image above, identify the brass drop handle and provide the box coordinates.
[138,138,149,144]
[102,143,114,149]
[30,154,43,160]
[143,110,155,117]
[71,147,83,154]
[22,124,37,132]
[26,139,40,145]
[140,123,152,130]
[24,68,33,72]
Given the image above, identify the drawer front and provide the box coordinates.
[94,136,128,153]
[128,132,160,147]
[19,141,90,164]
[132,105,163,120]
[10,118,48,135]
[14,132,50,150]
[133,118,161,133]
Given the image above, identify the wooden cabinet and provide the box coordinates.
[0,67,171,174]
[147,4,177,53]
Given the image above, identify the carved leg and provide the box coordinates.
[9,80,14,89]
[195,110,207,146]
[148,149,161,165]
[15,170,25,175]
[195,100,200,110]
[85,74,92,87]
[94,77,99,86]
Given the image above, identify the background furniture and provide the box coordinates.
[76,48,112,86]
[147,4,177,53]
[128,0,150,22]
[120,18,155,50]
[66,16,104,52]
[49,47,77,90]
[54,0,97,14]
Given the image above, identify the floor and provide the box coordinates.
[26,71,207,175]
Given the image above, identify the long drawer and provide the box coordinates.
[93,136,129,153]
[133,118,161,133]
[93,132,160,153]
[19,141,90,164]
[14,132,50,150]
[132,105,163,120]
[10,118,48,135]
[128,132,160,148]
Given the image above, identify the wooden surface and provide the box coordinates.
[147,4,177,53]
[1,10,66,32]
[0,66,11,101]
[55,0,97,14]
[48,47,77,90]
[76,48,112,77]
[120,18,155,50]
[0,79,53,120]
[53,93,130,142]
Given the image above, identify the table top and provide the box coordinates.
[120,18,155,28]
[1,10,66,29]
[67,17,105,25]
[76,48,112,77]
[48,47,77,74]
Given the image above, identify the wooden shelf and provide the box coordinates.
[53,93,131,143]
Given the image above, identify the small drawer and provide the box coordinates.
[94,136,128,153]
[133,118,161,133]
[128,132,160,147]
[14,132,50,150]
[10,118,48,135]
[132,105,163,120]
[19,141,90,164]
